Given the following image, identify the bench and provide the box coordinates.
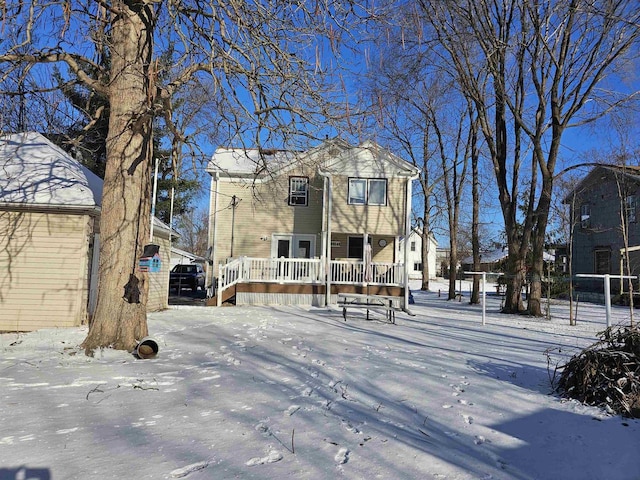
[337,293,401,324]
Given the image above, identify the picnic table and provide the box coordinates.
[337,293,401,324]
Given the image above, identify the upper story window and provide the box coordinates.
[348,178,387,206]
[625,195,636,223]
[580,203,590,229]
[410,241,416,252]
[288,176,309,206]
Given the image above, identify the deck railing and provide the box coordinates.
[329,260,404,285]
[217,257,404,305]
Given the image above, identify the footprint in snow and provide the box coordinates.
[462,414,474,424]
[255,422,270,436]
[246,449,283,466]
[169,460,212,478]
[335,447,350,465]
[285,405,300,416]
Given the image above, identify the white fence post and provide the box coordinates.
[575,273,636,327]
[604,273,611,328]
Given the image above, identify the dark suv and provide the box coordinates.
[169,264,205,292]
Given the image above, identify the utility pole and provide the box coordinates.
[230,195,240,258]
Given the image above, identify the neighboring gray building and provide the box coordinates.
[566,165,640,292]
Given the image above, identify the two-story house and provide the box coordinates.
[206,138,419,308]
[566,165,640,293]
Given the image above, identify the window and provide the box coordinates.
[348,178,387,206]
[625,195,636,223]
[413,262,422,271]
[594,249,610,275]
[580,203,590,229]
[368,179,387,205]
[410,241,416,252]
[288,176,308,206]
[347,236,372,259]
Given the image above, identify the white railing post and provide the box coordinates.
[217,263,223,307]
[604,273,611,328]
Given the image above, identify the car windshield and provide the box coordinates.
[173,265,196,273]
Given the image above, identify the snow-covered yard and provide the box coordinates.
[1,280,639,480]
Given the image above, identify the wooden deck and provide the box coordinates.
[207,257,406,307]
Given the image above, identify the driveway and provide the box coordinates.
[168,288,207,306]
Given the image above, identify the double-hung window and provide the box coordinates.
[348,178,387,206]
[289,176,309,206]
[625,195,636,223]
[580,204,590,229]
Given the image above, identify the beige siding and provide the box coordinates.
[147,231,172,312]
[211,168,323,267]
[329,233,395,262]
[330,176,406,236]
[0,211,91,331]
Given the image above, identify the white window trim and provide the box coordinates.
[348,178,387,206]
[288,176,309,206]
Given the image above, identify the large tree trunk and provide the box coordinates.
[82,2,155,353]
[503,246,526,313]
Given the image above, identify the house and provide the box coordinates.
[436,247,451,277]
[397,227,438,280]
[460,247,509,273]
[170,246,207,270]
[206,138,419,307]
[565,165,640,293]
[0,132,175,331]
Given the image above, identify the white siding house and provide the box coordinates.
[398,228,438,280]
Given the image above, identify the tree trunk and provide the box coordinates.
[448,243,457,300]
[528,235,545,317]
[470,111,480,305]
[503,245,526,313]
[82,2,155,353]
[421,195,431,291]
[421,229,430,291]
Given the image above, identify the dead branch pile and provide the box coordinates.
[558,326,640,417]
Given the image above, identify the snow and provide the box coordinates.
[1,279,639,480]
[0,132,103,208]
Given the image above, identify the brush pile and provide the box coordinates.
[558,325,640,417]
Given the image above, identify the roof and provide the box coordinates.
[461,248,555,265]
[207,147,298,177]
[562,164,640,203]
[0,132,103,209]
[207,138,419,179]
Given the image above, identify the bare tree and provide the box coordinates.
[422,0,640,314]
[1,1,357,353]
[175,207,210,258]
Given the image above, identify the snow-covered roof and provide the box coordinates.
[0,132,103,209]
[206,139,419,179]
[207,147,297,177]
[461,248,555,264]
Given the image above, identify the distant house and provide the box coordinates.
[170,246,207,270]
[436,247,451,277]
[397,228,438,280]
[206,138,419,307]
[0,132,175,332]
[565,165,640,292]
[461,247,509,273]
